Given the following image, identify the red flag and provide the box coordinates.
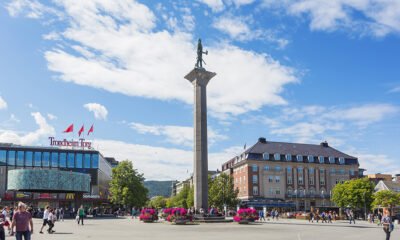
[63,124,74,133]
[78,125,84,137]
[87,124,94,135]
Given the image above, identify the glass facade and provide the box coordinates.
[0,150,6,165]
[34,152,41,167]
[8,151,15,166]
[17,151,24,166]
[76,153,83,168]
[51,152,58,168]
[59,153,66,168]
[42,152,50,167]
[25,151,33,167]
[67,153,75,168]
[84,154,91,168]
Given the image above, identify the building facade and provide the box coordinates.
[221,138,361,211]
[0,143,116,209]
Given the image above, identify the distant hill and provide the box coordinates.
[144,180,175,198]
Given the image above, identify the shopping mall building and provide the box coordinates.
[221,137,364,212]
[0,141,117,209]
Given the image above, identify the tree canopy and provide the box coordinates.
[373,190,400,208]
[148,196,167,208]
[109,160,148,207]
[208,173,238,209]
[331,177,375,210]
[167,185,191,208]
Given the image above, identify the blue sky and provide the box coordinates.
[0,0,399,180]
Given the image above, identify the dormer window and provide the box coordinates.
[263,152,269,160]
[319,156,324,164]
[297,155,303,162]
[339,157,345,165]
[308,155,314,163]
[274,153,281,161]
[286,154,292,161]
[329,156,335,164]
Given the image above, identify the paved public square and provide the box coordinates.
[12,217,398,240]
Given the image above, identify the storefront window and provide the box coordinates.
[25,151,33,167]
[76,153,83,168]
[59,153,66,167]
[8,151,15,166]
[67,153,75,168]
[84,154,91,168]
[34,152,41,167]
[92,154,99,169]
[51,152,58,168]
[0,150,6,165]
[42,152,50,167]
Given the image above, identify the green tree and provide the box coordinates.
[208,173,238,209]
[373,190,400,209]
[109,160,148,207]
[167,185,191,208]
[187,186,194,208]
[148,196,167,208]
[332,177,375,210]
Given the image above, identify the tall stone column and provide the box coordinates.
[185,68,216,212]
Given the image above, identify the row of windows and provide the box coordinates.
[254,164,354,175]
[262,153,345,164]
[0,150,99,169]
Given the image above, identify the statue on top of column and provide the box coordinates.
[195,38,208,69]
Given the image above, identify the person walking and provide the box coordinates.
[39,206,49,234]
[47,209,56,234]
[0,207,6,240]
[259,210,265,222]
[77,205,85,225]
[59,208,64,221]
[349,210,355,224]
[10,202,33,240]
[382,208,393,240]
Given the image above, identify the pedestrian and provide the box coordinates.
[259,210,265,222]
[2,206,10,235]
[77,205,85,225]
[47,209,56,234]
[275,210,279,220]
[59,208,64,221]
[328,211,332,223]
[10,202,33,240]
[378,211,383,226]
[309,212,314,223]
[382,208,393,240]
[349,210,355,224]
[55,208,60,221]
[321,212,327,223]
[0,207,6,240]
[271,210,275,220]
[39,206,50,234]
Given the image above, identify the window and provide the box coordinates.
[275,188,281,194]
[274,153,281,160]
[16,151,24,166]
[268,176,273,183]
[287,176,293,184]
[309,168,314,174]
[286,154,292,161]
[263,152,269,160]
[25,151,33,167]
[319,169,325,175]
[269,188,274,194]
[252,175,258,184]
[51,152,58,168]
[8,151,15,166]
[76,153,83,168]
[287,166,292,173]
[319,156,324,163]
[67,153,75,168]
[287,189,293,195]
[253,186,258,195]
[42,152,50,167]
[299,189,305,197]
[329,156,335,164]
[339,157,345,165]
[0,150,6,165]
[310,189,315,196]
[335,179,339,184]
[339,169,345,175]
[275,176,280,183]
[320,178,325,185]
[84,154,91,168]
[330,168,336,174]
[298,176,304,185]
[34,152,41,167]
[309,177,315,185]
[297,155,303,162]
[264,165,270,171]
[349,169,355,175]
[308,155,314,163]
[252,164,258,172]
[275,166,281,171]
[92,154,99,169]
[59,153,67,168]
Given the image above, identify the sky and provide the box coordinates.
[0,0,399,181]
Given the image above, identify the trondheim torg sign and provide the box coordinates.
[49,137,92,149]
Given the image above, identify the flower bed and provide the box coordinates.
[234,208,259,224]
[164,208,192,224]
[139,208,158,223]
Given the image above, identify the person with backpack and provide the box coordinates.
[382,208,393,240]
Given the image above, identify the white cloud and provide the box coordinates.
[198,0,225,12]
[96,138,240,180]
[349,151,400,175]
[0,96,7,110]
[262,0,400,37]
[389,86,400,93]
[6,0,62,19]
[83,103,108,120]
[129,122,227,147]
[8,0,297,119]
[47,113,57,120]
[0,112,55,145]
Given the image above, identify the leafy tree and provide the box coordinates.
[148,196,167,208]
[332,177,375,210]
[109,160,148,207]
[167,185,191,208]
[187,186,194,207]
[208,173,238,209]
[373,190,400,209]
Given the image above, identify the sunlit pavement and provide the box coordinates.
[8,217,398,240]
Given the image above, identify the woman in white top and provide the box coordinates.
[47,209,56,234]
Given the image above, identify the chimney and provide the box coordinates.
[320,141,329,147]
[258,137,267,144]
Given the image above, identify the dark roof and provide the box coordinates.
[382,181,400,191]
[245,139,357,159]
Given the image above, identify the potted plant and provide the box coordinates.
[166,208,192,225]
[234,208,259,224]
[139,208,158,223]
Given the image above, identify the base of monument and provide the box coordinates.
[193,215,233,223]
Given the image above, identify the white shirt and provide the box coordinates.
[48,212,55,222]
[43,209,49,219]
[1,210,7,217]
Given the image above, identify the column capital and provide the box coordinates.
[185,68,216,86]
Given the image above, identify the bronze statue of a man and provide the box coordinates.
[196,38,208,69]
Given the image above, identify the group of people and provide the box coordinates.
[309,210,337,223]
[258,209,280,221]
[367,211,383,225]
[38,206,59,234]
